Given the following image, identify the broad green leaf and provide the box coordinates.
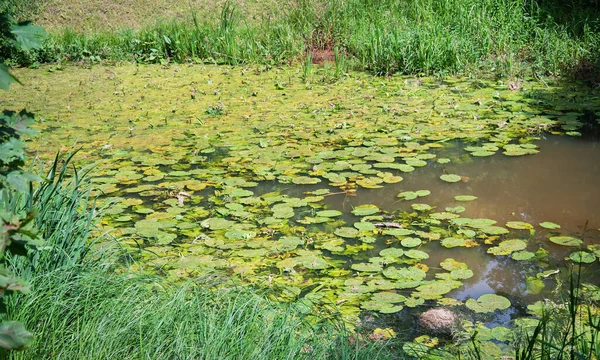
[465,294,511,313]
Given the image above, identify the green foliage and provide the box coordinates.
[18,0,599,77]
[0,13,47,78]
[6,266,396,359]
[0,12,46,353]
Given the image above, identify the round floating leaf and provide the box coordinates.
[440,174,461,183]
[487,239,527,256]
[549,236,583,247]
[379,248,404,258]
[465,294,511,313]
[335,227,359,238]
[451,269,474,280]
[569,251,596,264]
[384,229,414,236]
[292,176,321,185]
[437,158,451,164]
[371,292,406,303]
[401,237,422,248]
[352,204,380,216]
[412,203,432,211]
[300,256,331,270]
[201,217,233,230]
[539,221,561,230]
[229,188,254,197]
[351,262,383,272]
[441,237,467,248]
[316,210,343,218]
[454,195,477,202]
[405,249,429,260]
[382,266,426,281]
[512,251,535,261]
[354,222,376,231]
[506,221,533,230]
[416,282,453,299]
[445,206,466,214]
[471,150,495,157]
[480,226,509,235]
[225,229,257,240]
[440,258,468,271]
[415,190,431,197]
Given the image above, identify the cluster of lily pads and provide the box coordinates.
[4,64,600,340]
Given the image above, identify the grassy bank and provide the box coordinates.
[4,0,600,78]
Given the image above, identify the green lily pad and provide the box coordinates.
[300,256,331,270]
[539,221,561,229]
[441,237,467,248]
[440,258,468,271]
[487,239,527,256]
[292,176,322,185]
[201,217,233,230]
[224,229,257,240]
[400,237,422,248]
[382,266,426,282]
[451,269,474,280]
[316,210,343,218]
[334,227,359,238]
[351,262,383,272]
[506,221,533,230]
[465,294,511,313]
[440,174,461,183]
[351,204,380,216]
[415,282,454,299]
[379,248,404,258]
[437,158,451,164]
[512,251,535,261]
[454,195,478,201]
[569,251,596,264]
[411,203,432,211]
[354,222,376,231]
[549,236,583,247]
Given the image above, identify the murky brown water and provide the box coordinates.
[312,135,600,321]
[331,135,600,235]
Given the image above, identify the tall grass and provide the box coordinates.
[0,154,396,359]
[28,0,600,77]
[1,152,99,277]
[512,266,600,360]
[6,268,395,359]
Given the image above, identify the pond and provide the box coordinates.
[3,63,600,351]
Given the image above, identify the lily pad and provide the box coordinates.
[506,221,533,230]
[440,174,461,183]
[454,195,477,201]
[539,221,561,229]
[316,210,343,218]
[379,248,404,258]
[405,249,429,260]
[400,237,422,248]
[411,203,432,211]
[487,239,527,256]
[549,236,583,247]
[351,204,380,216]
[292,176,322,185]
[569,251,596,264]
[351,262,383,272]
[201,217,233,230]
[334,227,359,238]
[512,251,535,261]
[465,294,511,313]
